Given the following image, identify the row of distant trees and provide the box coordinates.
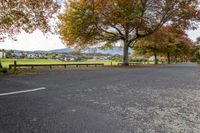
[133,26,196,64]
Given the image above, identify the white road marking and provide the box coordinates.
[0,87,46,97]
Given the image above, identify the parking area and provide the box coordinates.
[0,64,200,133]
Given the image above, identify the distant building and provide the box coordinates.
[0,52,2,58]
[27,54,36,59]
[11,52,24,58]
[149,56,160,61]
[59,56,76,61]
[63,57,70,61]
[0,52,6,58]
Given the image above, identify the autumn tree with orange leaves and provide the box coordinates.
[59,0,200,65]
[172,37,195,63]
[160,26,195,64]
[134,27,169,64]
[0,0,60,41]
[0,0,60,69]
[134,26,195,64]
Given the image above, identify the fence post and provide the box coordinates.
[9,65,12,70]
[14,61,17,72]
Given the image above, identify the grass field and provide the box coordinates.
[0,59,121,68]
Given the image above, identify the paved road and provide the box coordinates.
[0,64,200,133]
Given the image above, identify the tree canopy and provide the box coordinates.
[134,26,195,64]
[0,0,60,41]
[59,0,200,65]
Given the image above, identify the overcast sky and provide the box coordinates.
[0,28,199,51]
[0,30,66,51]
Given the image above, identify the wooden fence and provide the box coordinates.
[117,62,136,66]
[9,61,104,71]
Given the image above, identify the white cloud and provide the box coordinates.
[0,30,66,51]
[186,29,200,42]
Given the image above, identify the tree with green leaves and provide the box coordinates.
[59,0,200,65]
[0,49,5,68]
[196,37,200,45]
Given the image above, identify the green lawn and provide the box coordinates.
[0,59,121,68]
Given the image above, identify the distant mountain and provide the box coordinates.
[6,48,74,54]
[46,47,127,55]
[48,48,74,53]
[81,47,132,55]
[8,47,132,55]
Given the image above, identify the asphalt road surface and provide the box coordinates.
[0,64,200,133]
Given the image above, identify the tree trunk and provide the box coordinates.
[167,52,171,64]
[175,55,178,64]
[0,61,2,68]
[154,52,158,64]
[123,41,129,66]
